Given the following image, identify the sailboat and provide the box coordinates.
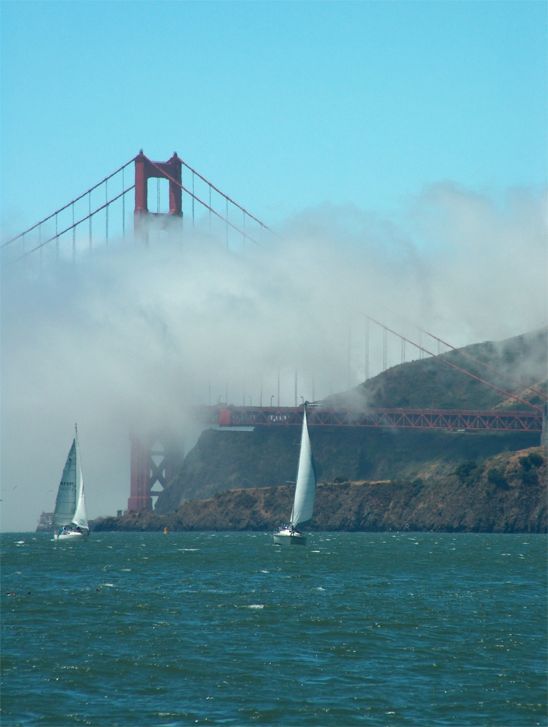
[53,425,89,541]
[273,403,316,546]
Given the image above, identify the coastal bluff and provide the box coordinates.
[92,328,547,534]
[93,446,546,533]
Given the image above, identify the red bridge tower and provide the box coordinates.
[128,151,184,512]
[134,150,183,232]
[128,433,183,513]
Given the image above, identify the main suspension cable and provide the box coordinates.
[362,313,543,414]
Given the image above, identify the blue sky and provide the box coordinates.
[1,0,546,232]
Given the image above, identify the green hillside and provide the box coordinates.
[154,328,547,518]
[329,327,547,410]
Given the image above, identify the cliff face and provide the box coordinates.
[155,328,546,515]
[94,447,546,533]
[156,427,539,514]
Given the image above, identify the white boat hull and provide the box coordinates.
[54,529,88,541]
[273,529,307,546]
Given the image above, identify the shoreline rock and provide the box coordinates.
[93,447,546,534]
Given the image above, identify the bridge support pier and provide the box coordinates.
[128,435,152,512]
[128,433,184,513]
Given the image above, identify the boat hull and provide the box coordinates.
[54,529,88,541]
[273,529,307,546]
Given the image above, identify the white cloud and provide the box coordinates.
[1,184,546,530]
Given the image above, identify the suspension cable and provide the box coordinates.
[1,158,135,249]
[375,303,548,403]
[418,324,548,402]
[145,157,266,246]
[179,158,269,230]
[13,186,135,262]
[363,313,543,414]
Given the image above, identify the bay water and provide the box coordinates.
[1,532,546,725]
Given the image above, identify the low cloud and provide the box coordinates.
[1,184,546,530]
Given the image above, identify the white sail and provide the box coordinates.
[53,440,78,528]
[52,429,88,531]
[72,435,88,530]
[289,408,316,528]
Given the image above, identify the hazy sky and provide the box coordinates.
[1,0,546,227]
[1,1,547,531]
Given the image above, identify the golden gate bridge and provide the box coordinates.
[2,151,546,513]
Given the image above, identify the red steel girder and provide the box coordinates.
[208,406,542,433]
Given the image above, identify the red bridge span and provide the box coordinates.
[211,405,543,433]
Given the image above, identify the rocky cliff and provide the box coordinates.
[93,446,546,533]
[155,328,547,515]
[94,329,547,533]
[155,427,540,515]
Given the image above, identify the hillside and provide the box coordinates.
[155,328,546,516]
[155,427,539,514]
[94,447,546,533]
[328,326,548,410]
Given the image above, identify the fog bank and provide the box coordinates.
[1,184,546,530]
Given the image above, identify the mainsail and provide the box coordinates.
[289,408,316,528]
[53,431,88,531]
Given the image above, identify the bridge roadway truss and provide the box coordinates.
[212,405,542,433]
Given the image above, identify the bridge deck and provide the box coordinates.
[206,406,542,432]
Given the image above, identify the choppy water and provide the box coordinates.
[1,532,546,726]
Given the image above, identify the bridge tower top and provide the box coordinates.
[134,150,182,219]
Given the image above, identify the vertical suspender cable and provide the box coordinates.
[105,179,109,245]
[122,167,126,238]
[88,192,92,251]
[55,213,59,259]
[347,325,352,388]
[72,204,76,262]
[364,316,370,381]
[225,198,229,248]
